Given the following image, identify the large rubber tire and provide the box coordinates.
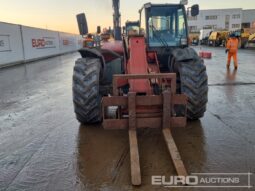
[72,58,102,124]
[171,48,208,120]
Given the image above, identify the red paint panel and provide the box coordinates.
[127,37,151,94]
[101,40,123,55]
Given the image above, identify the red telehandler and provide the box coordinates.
[73,1,207,185]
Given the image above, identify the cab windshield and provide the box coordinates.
[147,6,187,47]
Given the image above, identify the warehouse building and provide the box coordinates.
[188,9,255,32]
[242,9,255,28]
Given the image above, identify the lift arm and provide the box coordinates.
[112,0,122,40]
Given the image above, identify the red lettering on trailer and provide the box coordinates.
[32,39,46,48]
[63,39,69,45]
[32,39,36,47]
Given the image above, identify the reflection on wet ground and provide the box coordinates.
[76,121,206,191]
[0,48,255,190]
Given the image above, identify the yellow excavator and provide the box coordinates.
[248,33,255,42]
[246,32,255,48]
[208,31,229,47]
[234,29,250,48]
[189,32,200,45]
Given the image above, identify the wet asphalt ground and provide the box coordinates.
[0,47,255,191]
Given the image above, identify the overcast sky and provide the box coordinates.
[0,0,254,34]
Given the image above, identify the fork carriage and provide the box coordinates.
[102,73,188,185]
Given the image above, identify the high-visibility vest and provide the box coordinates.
[227,38,238,53]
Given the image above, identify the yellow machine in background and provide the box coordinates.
[246,33,255,48]
[233,29,250,48]
[239,30,250,48]
[248,33,255,42]
[228,28,255,48]
[208,31,229,47]
[189,32,200,45]
[246,28,255,48]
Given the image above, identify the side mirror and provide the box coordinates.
[191,4,199,17]
[97,26,101,34]
[76,13,88,35]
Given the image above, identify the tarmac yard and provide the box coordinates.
[0,47,255,191]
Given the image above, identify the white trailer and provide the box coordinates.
[199,29,212,45]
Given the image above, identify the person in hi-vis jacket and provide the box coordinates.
[226,33,239,70]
